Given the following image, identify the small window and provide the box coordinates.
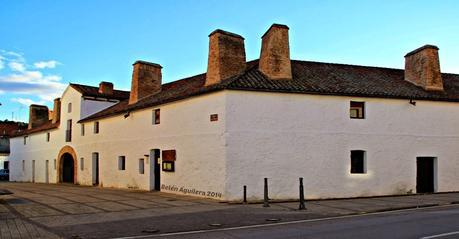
[350,101,365,119]
[210,114,218,122]
[162,161,175,172]
[80,158,84,171]
[54,159,56,170]
[46,132,50,142]
[23,136,27,145]
[94,121,99,134]
[118,156,126,170]
[22,160,25,171]
[81,124,85,136]
[153,109,160,125]
[351,150,366,174]
[139,158,144,174]
[68,103,72,113]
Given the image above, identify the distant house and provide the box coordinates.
[8,24,459,201]
[0,120,28,169]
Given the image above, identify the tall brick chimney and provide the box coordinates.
[206,29,246,86]
[129,61,162,105]
[404,45,443,91]
[259,24,292,80]
[99,81,114,95]
[52,98,61,124]
[28,105,49,129]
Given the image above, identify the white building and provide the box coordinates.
[9,24,459,201]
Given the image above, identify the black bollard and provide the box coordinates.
[243,185,247,204]
[263,178,270,207]
[299,177,306,210]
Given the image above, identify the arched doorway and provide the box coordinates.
[57,146,78,184]
[61,153,74,183]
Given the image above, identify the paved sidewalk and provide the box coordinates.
[1,182,459,239]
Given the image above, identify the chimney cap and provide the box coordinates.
[133,60,162,68]
[405,44,439,57]
[30,104,48,108]
[261,23,289,38]
[209,29,244,39]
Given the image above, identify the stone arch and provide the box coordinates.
[57,145,78,184]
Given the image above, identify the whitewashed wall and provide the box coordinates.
[224,90,459,201]
[9,87,228,200]
[0,155,7,170]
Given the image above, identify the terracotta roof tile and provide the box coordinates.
[80,59,459,123]
[70,83,130,100]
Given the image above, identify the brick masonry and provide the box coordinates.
[404,45,443,91]
[206,30,246,86]
[28,105,49,129]
[129,61,162,104]
[259,24,292,80]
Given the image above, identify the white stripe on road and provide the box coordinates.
[112,204,458,239]
[421,231,459,239]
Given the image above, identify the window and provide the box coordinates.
[80,158,84,171]
[162,161,175,172]
[66,120,72,142]
[46,132,50,142]
[210,114,218,122]
[54,159,56,170]
[118,156,126,170]
[94,121,99,134]
[351,150,366,174]
[22,160,25,171]
[162,150,176,172]
[139,158,144,174]
[23,136,27,145]
[153,109,160,125]
[68,103,72,113]
[350,101,365,119]
[81,124,85,136]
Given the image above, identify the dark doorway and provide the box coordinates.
[151,149,161,191]
[417,157,435,193]
[92,153,99,186]
[62,153,75,183]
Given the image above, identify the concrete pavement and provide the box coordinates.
[1,182,459,238]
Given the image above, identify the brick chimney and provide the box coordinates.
[52,98,61,124]
[28,105,49,129]
[404,45,443,91]
[206,29,246,86]
[259,24,292,80]
[99,81,114,95]
[129,61,162,105]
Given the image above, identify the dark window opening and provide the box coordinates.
[153,109,160,125]
[81,124,85,136]
[66,119,72,142]
[351,150,366,174]
[118,156,126,171]
[350,101,365,119]
[94,121,99,134]
[46,132,50,142]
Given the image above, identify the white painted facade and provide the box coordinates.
[0,155,7,170]
[8,84,459,201]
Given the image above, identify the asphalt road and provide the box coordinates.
[137,205,459,239]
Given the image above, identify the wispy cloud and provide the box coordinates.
[11,97,46,106]
[0,50,66,106]
[34,60,59,69]
[8,62,26,72]
[0,55,4,70]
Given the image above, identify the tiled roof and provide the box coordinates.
[70,83,130,101]
[79,59,459,123]
[11,121,59,137]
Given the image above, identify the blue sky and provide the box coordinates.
[1,0,458,122]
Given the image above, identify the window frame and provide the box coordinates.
[350,101,365,119]
[139,158,145,174]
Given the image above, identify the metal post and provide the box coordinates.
[263,178,270,207]
[299,177,306,210]
[243,185,247,204]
